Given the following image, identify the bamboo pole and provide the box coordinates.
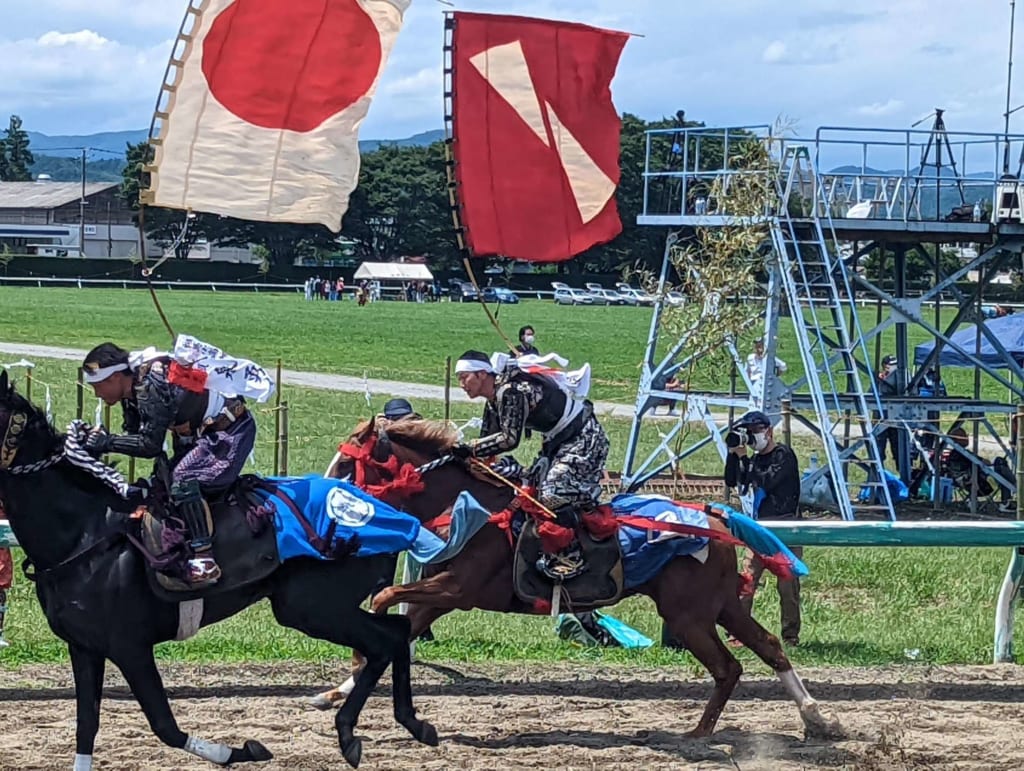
[279,401,290,476]
[781,399,792,447]
[76,369,84,421]
[444,356,452,422]
[273,358,282,476]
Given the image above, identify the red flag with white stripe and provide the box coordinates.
[451,13,628,263]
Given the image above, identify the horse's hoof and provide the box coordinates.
[309,694,337,711]
[340,736,363,768]
[801,703,845,741]
[419,721,439,747]
[243,740,273,762]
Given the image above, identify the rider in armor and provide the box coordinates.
[452,350,609,577]
[81,342,258,587]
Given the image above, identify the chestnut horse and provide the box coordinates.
[317,418,841,740]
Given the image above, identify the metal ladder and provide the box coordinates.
[770,145,895,520]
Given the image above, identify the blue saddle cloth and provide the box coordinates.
[256,475,444,562]
[612,493,711,590]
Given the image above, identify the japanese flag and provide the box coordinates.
[145,0,410,231]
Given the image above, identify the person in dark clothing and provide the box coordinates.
[454,350,607,579]
[81,342,261,588]
[876,354,901,466]
[379,397,421,422]
[724,409,803,647]
[514,326,540,357]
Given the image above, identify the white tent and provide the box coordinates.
[353,262,433,281]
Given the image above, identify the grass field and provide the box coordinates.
[0,286,1022,672]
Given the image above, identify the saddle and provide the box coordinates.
[135,483,280,602]
[513,517,623,611]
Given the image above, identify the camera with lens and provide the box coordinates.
[725,428,754,448]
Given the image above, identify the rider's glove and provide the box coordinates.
[492,455,524,480]
[83,426,112,456]
[450,442,474,460]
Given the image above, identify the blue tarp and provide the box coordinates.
[914,314,1024,369]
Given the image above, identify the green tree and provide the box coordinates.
[341,142,460,269]
[0,115,35,181]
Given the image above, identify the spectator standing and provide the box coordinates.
[876,354,900,466]
[725,410,803,647]
[336,277,345,301]
[514,326,540,357]
[328,277,338,302]
[746,337,787,406]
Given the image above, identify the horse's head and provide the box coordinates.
[329,416,461,503]
[0,368,56,475]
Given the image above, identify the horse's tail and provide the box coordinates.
[707,504,809,581]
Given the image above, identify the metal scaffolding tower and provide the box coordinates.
[623,122,1024,520]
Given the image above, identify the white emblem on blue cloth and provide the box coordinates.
[326,487,375,528]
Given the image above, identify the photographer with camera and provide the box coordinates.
[725,410,803,647]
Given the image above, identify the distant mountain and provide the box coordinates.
[26,129,149,158]
[27,128,446,159]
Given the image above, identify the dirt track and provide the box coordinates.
[3,661,1024,770]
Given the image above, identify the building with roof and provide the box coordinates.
[0,181,135,257]
[0,180,257,262]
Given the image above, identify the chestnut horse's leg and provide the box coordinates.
[717,596,843,739]
[659,604,742,738]
[310,570,484,710]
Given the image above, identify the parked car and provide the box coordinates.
[592,288,628,305]
[664,291,687,307]
[553,287,595,305]
[482,286,520,304]
[615,284,655,306]
[448,279,478,302]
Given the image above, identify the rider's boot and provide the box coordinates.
[171,480,221,588]
[0,589,8,648]
[536,504,586,581]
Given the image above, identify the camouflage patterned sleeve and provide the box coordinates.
[471,383,529,457]
[107,364,180,458]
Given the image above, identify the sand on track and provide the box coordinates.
[2,660,1024,770]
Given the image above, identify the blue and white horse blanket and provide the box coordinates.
[256,475,445,562]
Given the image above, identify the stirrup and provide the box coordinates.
[536,550,587,581]
[186,557,222,587]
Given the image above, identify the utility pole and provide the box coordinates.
[1005,0,1017,174]
[79,147,87,258]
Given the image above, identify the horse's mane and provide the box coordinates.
[382,418,459,456]
[349,417,459,458]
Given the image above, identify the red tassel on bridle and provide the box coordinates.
[338,434,425,502]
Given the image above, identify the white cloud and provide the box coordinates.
[0,0,1019,140]
[856,99,905,117]
[762,41,787,64]
[37,30,111,49]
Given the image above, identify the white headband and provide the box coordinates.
[455,358,495,375]
[82,363,129,384]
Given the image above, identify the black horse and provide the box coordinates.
[0,371,436,769]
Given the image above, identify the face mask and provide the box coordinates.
[752,432,769,452]
[523,335,535,345]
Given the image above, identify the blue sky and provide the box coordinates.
[0,0,1017,142]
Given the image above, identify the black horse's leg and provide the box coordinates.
[387,613,439,748]
[69,644,105,771]
[328,609,437,768]
[112,649,272,766]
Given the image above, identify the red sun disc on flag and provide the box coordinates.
[202,0,383,133]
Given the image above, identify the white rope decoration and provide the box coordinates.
[6,419,130,497]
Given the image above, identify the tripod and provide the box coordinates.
[907,109,967,219]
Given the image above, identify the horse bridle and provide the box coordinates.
[0,411,64,476]
[0,410,26,471]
